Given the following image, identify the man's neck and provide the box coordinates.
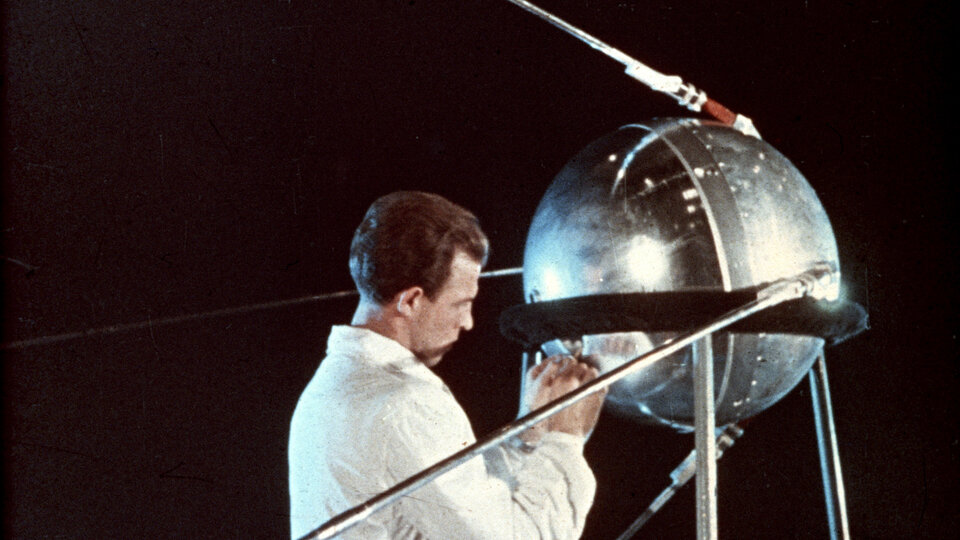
[351,298,411,351]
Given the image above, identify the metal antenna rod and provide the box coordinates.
[616,425,745,540]
[810,352,851,540]
[1,267,523,351]
[503,0,760,138]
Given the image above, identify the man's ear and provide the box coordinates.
[394,286,426,317]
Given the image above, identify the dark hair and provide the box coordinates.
[349,191,489,304]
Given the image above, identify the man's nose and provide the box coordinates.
[461,311,474,332]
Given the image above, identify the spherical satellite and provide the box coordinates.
[518,118,841,430]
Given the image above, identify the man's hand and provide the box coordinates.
[518,355,607,443]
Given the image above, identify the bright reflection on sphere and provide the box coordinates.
[625,235,668,285]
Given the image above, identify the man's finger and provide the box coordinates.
[579,364,600,383]
[544,355,576,379]
[558,362,593,382]
[528,360,549,379]
[537,359,565,386]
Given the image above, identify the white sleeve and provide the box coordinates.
[381,386,596,539]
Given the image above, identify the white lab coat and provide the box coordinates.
[289,326,596,539]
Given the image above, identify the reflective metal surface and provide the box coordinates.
[522,118,840,429]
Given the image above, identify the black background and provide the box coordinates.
[3,1,955,538]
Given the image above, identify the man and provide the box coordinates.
[289,191,605,539]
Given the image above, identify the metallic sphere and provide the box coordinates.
[522,118,839,429]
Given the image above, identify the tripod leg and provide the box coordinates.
[519,350,543,399]
[615,425,744,540]
[809,351,851,540]
[694,336,718,540]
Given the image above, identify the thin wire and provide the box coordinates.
[1,267,523,351]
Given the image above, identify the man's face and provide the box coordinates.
[409,251,480,367]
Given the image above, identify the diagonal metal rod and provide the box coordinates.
[809,352,851,540]
[298,266,834,540]
[504,0,760,137]
[616,425,744,540]
[0,267,523,351]
[506,0,643,68]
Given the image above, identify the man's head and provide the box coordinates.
[349,191,489,366]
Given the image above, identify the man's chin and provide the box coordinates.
[417,344,455,367]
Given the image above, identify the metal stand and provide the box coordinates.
[519,350,542,402]
[616,425,743,540]
[617,349,853,540]
[809,352,851,540]
[693,337,718,540]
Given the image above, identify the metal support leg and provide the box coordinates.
[694,336,718,540]
[519,350,542,399]
[615,425,743,540]
[809,351,851,540]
